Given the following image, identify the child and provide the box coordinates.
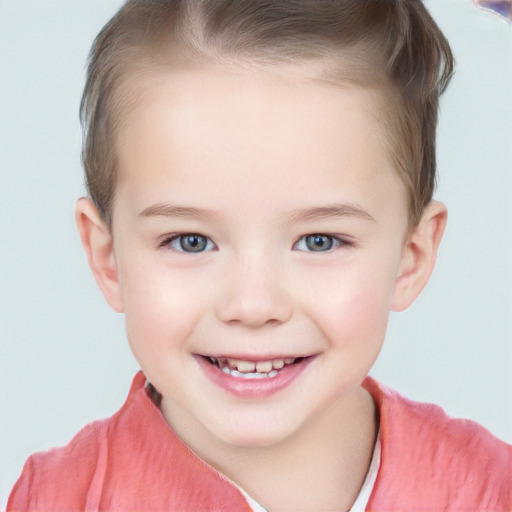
[7,0,511,510]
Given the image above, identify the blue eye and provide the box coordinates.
[165,234,215,253]
[295,234,343,252]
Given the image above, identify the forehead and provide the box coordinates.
[114,66,406,223]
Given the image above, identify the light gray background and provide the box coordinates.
[1,0,511,504]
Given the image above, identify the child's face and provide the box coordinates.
[104,67,412,447]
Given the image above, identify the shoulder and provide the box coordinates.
[8,422,110,509]
[7,373,147,511]
[364,377,512,511]
[7,372,253,512]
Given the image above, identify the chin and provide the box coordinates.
[209,413,300,450]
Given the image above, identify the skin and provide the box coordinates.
[76,66,446,511]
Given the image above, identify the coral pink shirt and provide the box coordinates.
[8,372,512,511]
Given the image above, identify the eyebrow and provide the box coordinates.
[284,203,376,224]
[139,202,375,223]
[138,203,220,220]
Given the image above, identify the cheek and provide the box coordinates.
[325,285,388,344]
[302,259,398,350]
[119,260,207,361]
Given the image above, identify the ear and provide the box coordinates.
[75,198,124,313]
[391,201,447,312]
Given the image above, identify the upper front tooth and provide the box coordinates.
[272,359,285,369]
[256,361,273,373]
[227,358,238,369]
[237,360,256,373]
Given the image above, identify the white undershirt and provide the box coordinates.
[239,434,381,512]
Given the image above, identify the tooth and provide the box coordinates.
[256,361,273,373]
[272,359,284,369]
[227,358,238,369]
[268,370,278,377]
[222,367,230,374]
[237,360,256,373]
[284,358,295,365]
[231,369,267,379]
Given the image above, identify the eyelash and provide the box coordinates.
[159,233,217,253]
[159,233,352,253]
[293,234,352,252]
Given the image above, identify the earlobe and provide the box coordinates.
[75,198,124,313]
[391,201,447,312]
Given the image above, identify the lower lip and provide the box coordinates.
[196,356,314,399]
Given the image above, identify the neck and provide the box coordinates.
[162,385,378,512]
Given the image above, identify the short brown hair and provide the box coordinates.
[80,0,454,226]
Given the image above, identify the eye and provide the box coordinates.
[294,234,345,252]
[162,234,216,253]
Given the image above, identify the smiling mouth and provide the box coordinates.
[204,356,305,379]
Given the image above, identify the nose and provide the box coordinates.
[215,254,293,328]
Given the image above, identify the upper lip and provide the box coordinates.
[198,353,315,361]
